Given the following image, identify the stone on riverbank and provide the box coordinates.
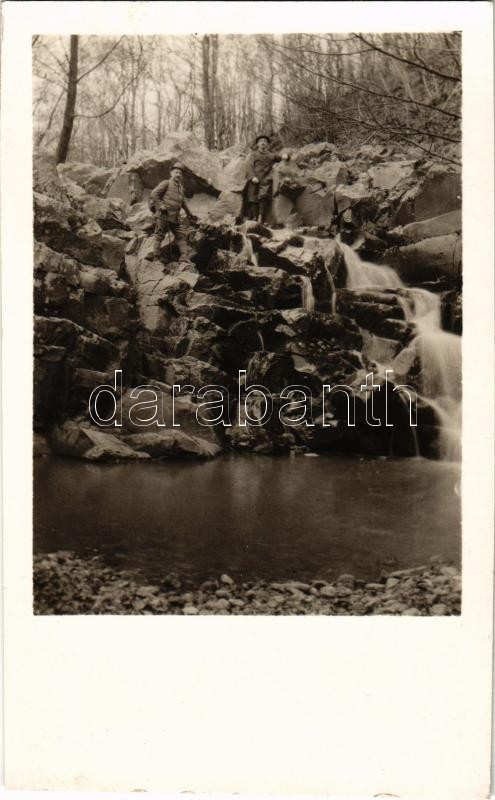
[34,551,461,616]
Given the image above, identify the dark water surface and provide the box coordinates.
[34,455,461,585]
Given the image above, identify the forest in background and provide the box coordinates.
[33,32,461,167]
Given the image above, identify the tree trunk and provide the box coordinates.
[202,35,216,149]
[55,35,79,164]
[210,34,219,146]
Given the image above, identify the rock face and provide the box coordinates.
[58,161,118,197]
[100,136,462,239]
[33,137,462,460]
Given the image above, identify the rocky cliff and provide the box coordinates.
[34,132,462,461]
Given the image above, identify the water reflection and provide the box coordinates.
[34,455,461,585]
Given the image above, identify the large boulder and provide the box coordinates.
[245,347,362,396]
[208,190,243,222]
[292,141,341,167]
[334,180,377,219]
[336,289,412,342]
[119,384,226,450]
[35,315,119,372]
[123,430,221,459]
[216,155,250,192]
[101,232,128,271]
[33,191,103,266]
[145,354,234,393]
[34,314,122,428]
[126,201,155,232]
[78,265,131,298]
[49,418,148,461]
[367,160,416,191]
[123,132,222,195]
[34,149,70,203]
[295,182,337,227]
[125,248,199,335]
[34,241,84,321]
[386,233,462,284]
[57,162,118,197]
[390,209,461,243]
[76,195,127,230]
[393,164,461,225]
[270,158,348,227]
[83,294,136,340]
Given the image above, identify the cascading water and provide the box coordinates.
[253,311,265,351]
[339,241,461,461]
[238,223,258,267]
[338,238,403,290]
[399,289,462,461]
[323,261,337,315]
[299,275,315,312]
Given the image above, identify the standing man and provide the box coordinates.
[145,162,198,263]
[244,135,289,223]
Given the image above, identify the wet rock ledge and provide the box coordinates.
[34,552,460,616]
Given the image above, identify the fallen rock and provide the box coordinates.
[49,419,148,461]
[394,164,461,225]
[367,160,416,191]
[123,430,221,459]
[124,132,221,195]
[387,233,462,283]
[57,161,118,197]
[208,190,243,222]
[391,209,461,243]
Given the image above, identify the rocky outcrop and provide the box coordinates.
[33,137,462,460]
[100,137,462,247]
[58,161,118,197]
[386,233,462,284]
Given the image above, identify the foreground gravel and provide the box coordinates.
[34,551,461,616]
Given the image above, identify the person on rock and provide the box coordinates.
[244,135,289,223]
[145,162,198,263]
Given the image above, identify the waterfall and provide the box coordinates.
[299,275,315,312]
[340,244,461,461]
[323,262,337,315]
[399,289,462,461]
[338,238,403,290]
[254,312,265,350]
[238,223,258,266]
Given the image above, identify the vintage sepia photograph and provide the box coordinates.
[32,30,463,616]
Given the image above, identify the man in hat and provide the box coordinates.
[244,135,289,223]
[145,162,198,262]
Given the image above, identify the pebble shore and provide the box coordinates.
[34,551,461,616]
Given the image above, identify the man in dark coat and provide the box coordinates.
[145,162,198,262]
[244,135,289,223]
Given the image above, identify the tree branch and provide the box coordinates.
[269,40,461,120]
[268,81,461,166]
[74,72,137,119]
[77,35,125,83]
[36,88,65,146]
[354,33,461,84]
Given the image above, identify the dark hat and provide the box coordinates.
[255,134,270,145]
[171,161,185,171]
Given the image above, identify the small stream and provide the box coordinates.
[34,454,461,586]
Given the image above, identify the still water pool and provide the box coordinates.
[34,454,461,585]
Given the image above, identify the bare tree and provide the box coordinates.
[55,35,78,163]
[202,34,219,148]
[33,32,461,165]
